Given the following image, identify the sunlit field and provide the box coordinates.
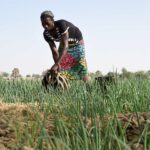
[0,76,150,150]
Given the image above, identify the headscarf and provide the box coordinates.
[40,10,54,21]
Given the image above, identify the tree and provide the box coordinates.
[121,67,133,78]
[121,67,128,74]
[1,72,9,77]
[135,71,147,78]
[26,74,31,78]
[11,68,21,78]
[146,70,150,77]
[95,70,102,77]
[32,74,41,78]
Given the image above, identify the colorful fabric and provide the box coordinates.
[59,42,88,80]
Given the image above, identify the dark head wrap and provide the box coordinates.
[40,10,54,21]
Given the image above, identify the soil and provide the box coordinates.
[0,102,53,150]
[0,102,149,150]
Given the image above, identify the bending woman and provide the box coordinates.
[41,10,90,81]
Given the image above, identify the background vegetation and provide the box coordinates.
[0,68,150,149]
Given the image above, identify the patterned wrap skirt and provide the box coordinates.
[59,41,88,80]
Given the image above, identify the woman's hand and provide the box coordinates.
[50,63,61,74]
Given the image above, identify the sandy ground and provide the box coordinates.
[0,102,149,150]
[0,102,54,150]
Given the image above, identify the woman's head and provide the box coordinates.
[40,10,55,31]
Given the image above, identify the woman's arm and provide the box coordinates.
[48,41,59,63]
[55,31,69,65]
[50,32,69,73]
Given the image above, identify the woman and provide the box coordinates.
[41,10,90,81]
